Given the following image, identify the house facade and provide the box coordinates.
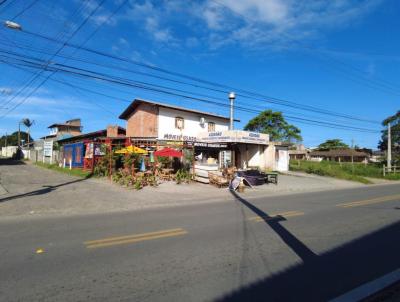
[119,98,289,172]
[47,118,82,140]
[119,99,231,140]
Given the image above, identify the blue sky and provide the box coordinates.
[0,0,399,148]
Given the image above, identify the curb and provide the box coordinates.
[329,268,400,302]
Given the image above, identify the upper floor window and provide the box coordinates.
[175,117,184,130]
[208,122,215,132]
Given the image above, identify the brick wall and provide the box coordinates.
[126,103,158,137]
[107,125,119,137]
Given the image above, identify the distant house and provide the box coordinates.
[288,144,310,161]
[42,118,83,141]
[309,149,370,163]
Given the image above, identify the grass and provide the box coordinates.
[34,162,93,179]
[289,160,400,184]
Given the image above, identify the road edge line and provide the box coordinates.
[329,268,400,302]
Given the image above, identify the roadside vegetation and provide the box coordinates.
[290,160,400,184]
[35,162,92,179]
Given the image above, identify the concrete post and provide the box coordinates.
[387,123,392,171]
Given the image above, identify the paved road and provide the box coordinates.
[1,177,399,302]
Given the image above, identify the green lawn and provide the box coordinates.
[289,160,400,184]
[35,162,92,179]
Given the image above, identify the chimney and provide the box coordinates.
[107,125,119,137]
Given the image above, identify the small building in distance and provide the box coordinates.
[44,118,83,141]
[309,148,370,163]
[288,144,310,161]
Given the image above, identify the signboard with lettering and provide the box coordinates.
[163,133,197,142]
[43,141,53,157]
[194,142,228,148]
[198,130,269,145]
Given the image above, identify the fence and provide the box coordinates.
[383,165,399,176]
[22,149,60,164]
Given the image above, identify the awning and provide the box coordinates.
[154,147,183,158]
[115,145,148,154]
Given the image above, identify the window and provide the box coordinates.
[208,122,215,132]
[175,117,184,130]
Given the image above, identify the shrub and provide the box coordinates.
[175,169,192,184]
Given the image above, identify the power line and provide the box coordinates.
[10,0,40,20]
[0,0,107,119]
[15,28,380,124]
[1,53,381,134]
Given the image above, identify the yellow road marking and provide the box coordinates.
[249,211,305,222]
[85,228,187,249]
[337,194,400,208]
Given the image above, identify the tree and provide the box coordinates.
[243,110,302,142]
[378,110,400,160]
[317,139,349,150]
[0,131,33,147]
[21,118,35,145]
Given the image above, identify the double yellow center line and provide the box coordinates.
[337,194,400,208]
[249,211,305,222]
[84,228,187,249]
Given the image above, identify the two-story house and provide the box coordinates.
[119,98,289,172]
[119,99,232,141]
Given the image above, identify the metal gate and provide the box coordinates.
[63,142,84,167]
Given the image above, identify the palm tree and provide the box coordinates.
[21,118,34,146]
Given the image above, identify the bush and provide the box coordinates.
[175,169,192,184]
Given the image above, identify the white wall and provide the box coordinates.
[275,147,289,172]
[158,107,229,140]
[1,146,18,157]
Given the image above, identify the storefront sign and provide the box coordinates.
[198,130,269,145]
[43,141,53,157]
[163,133,197,142]
[194,142,228,148]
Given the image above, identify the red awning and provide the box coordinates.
[154,147,183,158]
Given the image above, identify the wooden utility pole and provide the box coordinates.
[18,122,21,147]
[351,138,354,166]
[387,122,392,171]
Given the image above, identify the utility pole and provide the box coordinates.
[18,122,21,147]
[229,92,235,130]
[351,138,354,165]
[387,122,392,171]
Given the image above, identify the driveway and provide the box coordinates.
[0,159,363,219]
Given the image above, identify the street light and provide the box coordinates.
[229,92,235,130]
[4,20,22,30]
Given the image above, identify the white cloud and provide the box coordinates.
[196,0,382,48]
[118,0,381,50]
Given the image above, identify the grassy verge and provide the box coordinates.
[290,160,400,184]
[34,162,92,179]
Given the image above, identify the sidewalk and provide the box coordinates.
[0,160,364,219]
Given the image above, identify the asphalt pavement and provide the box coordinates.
[0,175,399,301]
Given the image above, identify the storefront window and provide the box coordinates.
[175,117,184,129]
[208,122,215,132]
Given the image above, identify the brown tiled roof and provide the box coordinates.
[310,149,369,157]
[57,127,126,143]
[47,123,82,129]
[119,98,240,122]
